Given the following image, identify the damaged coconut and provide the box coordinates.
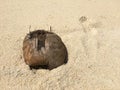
[22,27,68,70]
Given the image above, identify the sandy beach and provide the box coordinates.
[0,0,120,90]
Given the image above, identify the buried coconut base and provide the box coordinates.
[29,65,49,70]
[23,30,68,70]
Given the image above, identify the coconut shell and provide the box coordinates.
[23,30,68,70]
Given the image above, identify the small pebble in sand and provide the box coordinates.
[79,16,87,23]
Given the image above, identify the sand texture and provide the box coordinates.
[0,0,120,90]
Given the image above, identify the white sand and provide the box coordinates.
[0,0,120,90]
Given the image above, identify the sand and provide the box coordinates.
[0,0,120,90]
